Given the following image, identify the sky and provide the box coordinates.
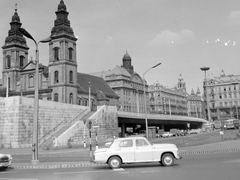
[1,0,240,94]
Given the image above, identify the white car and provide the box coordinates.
[93,136,182,169]
[0,153,12,169]
[162,132,174,138]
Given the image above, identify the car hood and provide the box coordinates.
[152,143,177,149]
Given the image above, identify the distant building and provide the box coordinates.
[187,88,203,118]
[1,1,119,109]
[204,70,240,121]
[148,75,188,116]
[91,51,148,113]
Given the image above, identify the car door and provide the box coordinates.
[134,139,153,162]
[118,139,135,163]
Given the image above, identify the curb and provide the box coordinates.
[179,148,240,155]
[10,162,105,170]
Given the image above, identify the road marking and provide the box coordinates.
[54,170,109,175]
[140,170,155,173]
[113,168,125,171]
[0,178,37,180]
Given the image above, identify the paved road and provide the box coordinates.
[1,152,240,180]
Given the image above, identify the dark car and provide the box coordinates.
[0,153,12,170]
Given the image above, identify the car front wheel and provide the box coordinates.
[161,153,174,166]
[108,156,121,169]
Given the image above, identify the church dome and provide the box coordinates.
[123,51,131,60]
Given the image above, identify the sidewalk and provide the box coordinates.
[1,139,240,169]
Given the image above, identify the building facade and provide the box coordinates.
[203,70,240,121]
[187,88,203,118]
[1,1,119,109]
[148,75,188,116]
[91,51,149,113]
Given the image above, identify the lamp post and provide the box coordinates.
[200,67,211,122]
[89,82,91,111]
[19,27,51,164]
[143,62,161,138]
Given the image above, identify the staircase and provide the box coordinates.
[52,111,96,147]
[39,108,90,148]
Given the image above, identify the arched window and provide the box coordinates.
[69,48,73,60]
[54,48,59,60]
[6,56,11,68]
[20,56,24,68]
[69,93,73,104]
[54,93,58,102]
[69,71,73,83]
[54,71,59,83]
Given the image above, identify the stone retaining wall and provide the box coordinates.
[0,96,88,148]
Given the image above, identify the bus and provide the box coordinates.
[225,119,236,129]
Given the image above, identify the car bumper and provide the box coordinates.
[0,161,11,167]
[175,154,182,160]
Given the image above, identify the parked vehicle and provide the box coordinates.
[93,136,182,169]
[162,132,174,138]
[225,119,236,129]
[233,119,240,129]
[170,129,179,136]
[213,120,222,129]
[0,153,12,170]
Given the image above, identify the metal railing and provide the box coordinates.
[38,108,89,145]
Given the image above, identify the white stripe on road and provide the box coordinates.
[54,168,125,175]
[113,168,125,171]
[0,178,37,180]
[54,170,110,175]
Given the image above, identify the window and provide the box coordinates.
[69,71,73,83]
[54,93,58,102]
[6,56,11,68]
[29,75,34,87]
[69,93,73,104]
[136,139,149,147]
[20,56,24,68]
[229,93,232,98]
[8,77,10,89]
[54,48,59,60]
[212,103,215,108]
[69,48,73,60]
[224,94,227,98]
[219,95,222,99]
[119,140,133,148]
[78,99,82,105]
[54,71,59,83]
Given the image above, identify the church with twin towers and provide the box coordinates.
[1,1,196,116]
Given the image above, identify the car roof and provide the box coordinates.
[114,136,147,141]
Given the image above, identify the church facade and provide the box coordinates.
[1,1,119,110]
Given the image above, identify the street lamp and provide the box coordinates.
[89,82,91,111]
[200,67,211,122]
[143,62,161,138]
[19,27,51,164]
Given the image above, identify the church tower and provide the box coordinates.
[2,6,29,91]
[48,0,78,104]
[122,51,134,75]
[177,74,186,91]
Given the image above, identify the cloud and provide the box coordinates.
[149,29,195,45]
[229,11,240,25]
